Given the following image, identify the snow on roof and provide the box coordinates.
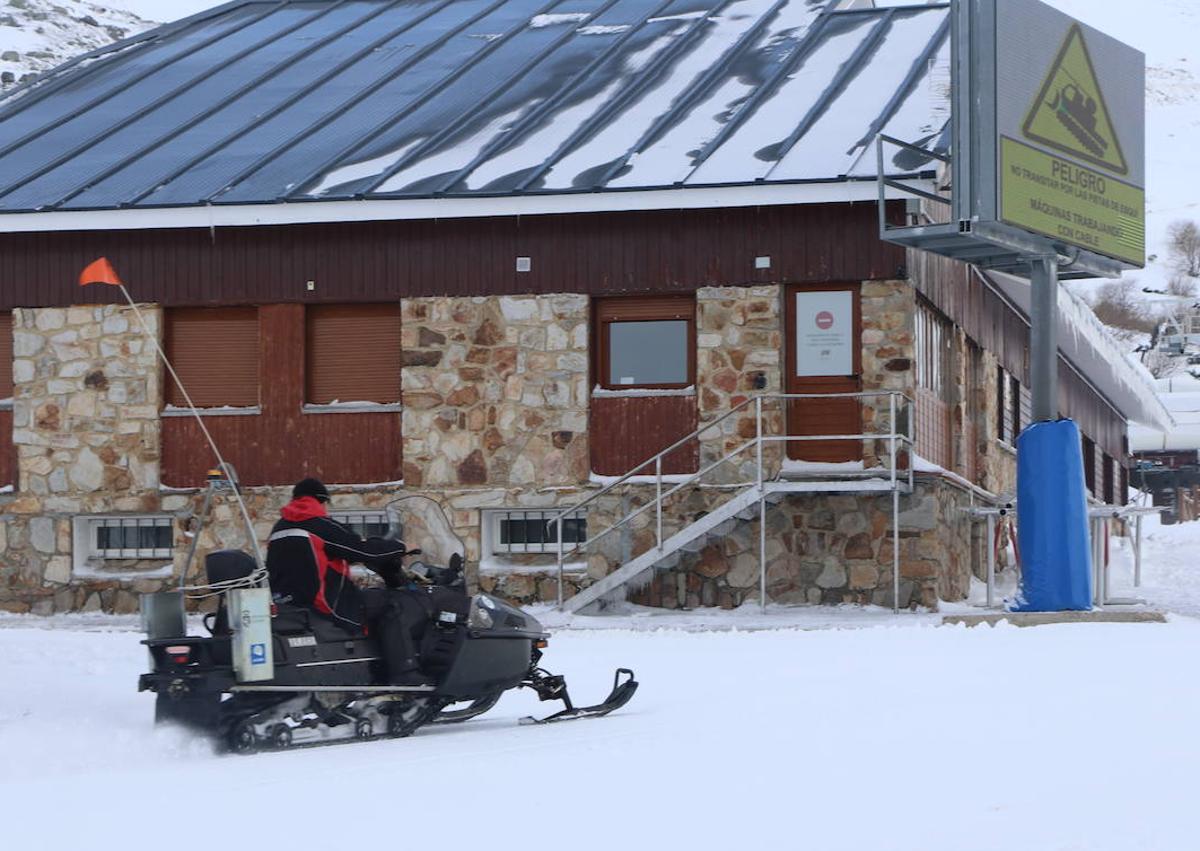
[987,271,1175,435]
[1131,375,1200,452]
[0,0,949,215]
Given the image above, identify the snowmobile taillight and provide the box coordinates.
[535,640,549,649]
[166,645,191,664]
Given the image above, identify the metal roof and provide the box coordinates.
[0,0,950,214]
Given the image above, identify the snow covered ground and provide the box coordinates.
[1109,510,1200,618]
[3,517,1200,850]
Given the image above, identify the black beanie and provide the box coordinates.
[292,477,330,502]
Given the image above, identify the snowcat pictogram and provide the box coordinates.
[1047,83,1107,158]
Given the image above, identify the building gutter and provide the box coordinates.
[0,178,932,234]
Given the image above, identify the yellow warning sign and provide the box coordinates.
[1000,137,1144,265]
[1022,24,1128,176]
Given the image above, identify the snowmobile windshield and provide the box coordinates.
[384,496,465,569]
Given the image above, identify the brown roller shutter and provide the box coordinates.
[595,295,694,322]
[0,312,11,400]
[306,304,401,404]
[165,308,259,407]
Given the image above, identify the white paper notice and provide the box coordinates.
[795,291,853,377]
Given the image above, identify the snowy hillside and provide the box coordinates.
[0,1,157,86]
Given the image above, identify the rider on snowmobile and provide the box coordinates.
[266,478,430,685]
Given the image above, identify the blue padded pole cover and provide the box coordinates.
[1012,418,1093,611]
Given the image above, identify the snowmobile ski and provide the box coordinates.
[520,668,638,725]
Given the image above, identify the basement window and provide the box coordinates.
[305,304,401,408]
[594,296,695,390]
[164,307,260,410]
[484,509,587,555]
[329,510,390,540]
[72,514,175,568]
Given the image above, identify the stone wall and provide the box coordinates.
[859,280,915,467]
[1,304,164,613]
[400,295,589,489]
[696,286,783,480]
[630,476,980,611]
[0,283,1009,615]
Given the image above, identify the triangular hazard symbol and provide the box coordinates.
[1022,24,1128,175]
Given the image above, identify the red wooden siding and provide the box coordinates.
[161,304,401,487]
[0,203,905,310]
[589,396,699,477]
[910,249,1128,462]
[915,388,953,470]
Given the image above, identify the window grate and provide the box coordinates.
[330,511,390,540]
[914,301,953,469]
[91,517,174,560]
[490,510,586,555]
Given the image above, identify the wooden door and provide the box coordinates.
[785,284,862,462]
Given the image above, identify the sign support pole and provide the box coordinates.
[1029,254,1059,422]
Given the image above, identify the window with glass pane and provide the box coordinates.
[92,516,173,559]
[608,321,689,387]
[490,510,586,554]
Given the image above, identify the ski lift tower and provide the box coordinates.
[877,0,1145,610]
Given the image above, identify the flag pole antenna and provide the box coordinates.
[78,257,267,579]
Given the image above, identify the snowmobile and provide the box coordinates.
[138,495,637,753]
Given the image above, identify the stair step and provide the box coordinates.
[562,487,764,614]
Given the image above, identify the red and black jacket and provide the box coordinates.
[266,496,407,631]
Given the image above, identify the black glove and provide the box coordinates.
[369,559,405,589]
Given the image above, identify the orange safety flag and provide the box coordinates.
[78,257,123,287]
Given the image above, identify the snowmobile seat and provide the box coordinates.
[205,549,256,585]
[205,550,257,635]
[271,602,362,641]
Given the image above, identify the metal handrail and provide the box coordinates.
[553,391,916,610]
[551,390,913,542]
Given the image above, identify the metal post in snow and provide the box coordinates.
[757,397,766,611]
[1029,255,1059,422]
[986,512,996,609]
[655,455,663,552]
[556,515,564,609]
[1101,518,1111,605]
[1134,514,1143,587]
[890,393,900,614]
